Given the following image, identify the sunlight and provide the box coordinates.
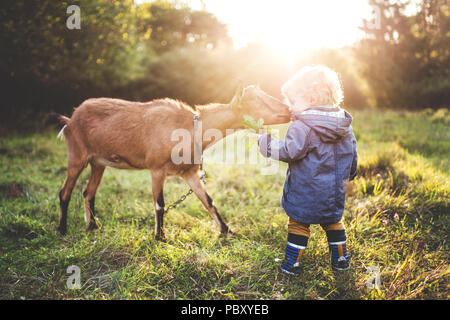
[190,0,374,62]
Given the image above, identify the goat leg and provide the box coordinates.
[83,164,105,232]
[151,170,167,241]
[182,170,231,235]
[58,160,85,235]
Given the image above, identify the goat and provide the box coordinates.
[52,85,290,240]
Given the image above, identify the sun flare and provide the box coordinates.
[192,0,374,62]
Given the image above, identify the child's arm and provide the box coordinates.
[258,121,311,163]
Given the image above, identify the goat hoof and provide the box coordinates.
[220,229,234,237]
[155,234,166,242]
[57,225,66,235]
[86,221,98,232]
[220,226,232,234]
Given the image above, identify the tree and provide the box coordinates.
[356,0,449,108]
[136,2,231,53]
[0,0,233,130]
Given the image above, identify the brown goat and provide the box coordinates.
[53,85,290,240]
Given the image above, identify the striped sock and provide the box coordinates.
[326,230,350,270]
[281,233,308,275]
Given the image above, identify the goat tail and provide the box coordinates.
[49,113,70,140]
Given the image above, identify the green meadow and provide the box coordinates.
[0,108,448,300]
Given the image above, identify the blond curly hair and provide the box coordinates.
[282,65,343,107]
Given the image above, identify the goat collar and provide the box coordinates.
[193,114,202,165]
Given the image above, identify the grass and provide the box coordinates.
[0,108,449,300]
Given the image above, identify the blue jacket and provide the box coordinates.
[258,106,357,224]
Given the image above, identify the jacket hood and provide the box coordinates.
[291,106,353,143]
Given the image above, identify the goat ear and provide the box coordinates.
[230,82,245,108]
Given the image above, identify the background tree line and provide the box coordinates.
[0,0,448,132]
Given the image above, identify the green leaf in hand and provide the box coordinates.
[242,115,264,131]
[242,114,273,135]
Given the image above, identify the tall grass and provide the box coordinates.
[0,108,448,299]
